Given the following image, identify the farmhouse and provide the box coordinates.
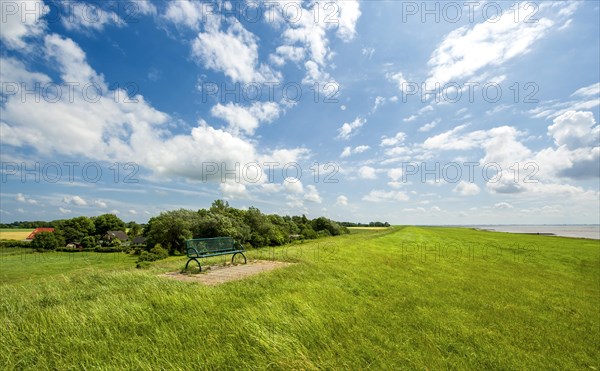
[26,228,55,240]
[104,230,129,242]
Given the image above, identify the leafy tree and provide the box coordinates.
[93,214,126,236]
[144,209,197,254]
[57,216,95,243]
[30,232,59,250]
[127,221,142,238]
[81,236,96,249]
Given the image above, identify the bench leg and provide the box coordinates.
[185,258,201,272]
[231,252,247,265]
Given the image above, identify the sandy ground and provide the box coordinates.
[159,260,294,285]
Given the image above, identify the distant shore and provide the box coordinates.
[465,225,600,240]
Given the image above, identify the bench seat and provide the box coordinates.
[184,237,247,272]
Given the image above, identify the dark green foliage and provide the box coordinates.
[81,236,96,249]
[55,216,95,243]
[142,200,348,253]
[93,214,126,237]
[135,244,169,268]
[0,240,32,248]
[30,232,59,250]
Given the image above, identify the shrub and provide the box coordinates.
[135,244,168,268]
[30,232,59,250]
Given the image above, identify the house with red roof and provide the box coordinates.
[26,228,55,240]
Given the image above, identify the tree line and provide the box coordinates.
[8,200,355,254]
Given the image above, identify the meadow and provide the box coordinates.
[1,227,598,369]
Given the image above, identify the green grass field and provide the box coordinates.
[1,227,598,369]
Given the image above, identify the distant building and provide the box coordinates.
[104,230,129,242]
[132,236,146,245]
[26,228,55,240]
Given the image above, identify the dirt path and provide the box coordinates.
[159,260,293,285]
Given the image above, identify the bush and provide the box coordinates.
[30,232,59,250]
[150,244,168,260]
[135,244,168,268]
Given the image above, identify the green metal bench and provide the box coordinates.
[184,237,247,272]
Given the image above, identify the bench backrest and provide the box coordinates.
[185,237,242,257]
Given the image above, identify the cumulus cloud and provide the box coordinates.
[94,200,108,208]
[381,132,407,147]
[426,2,574,86]
[59,207,72,214]
[60,2,125,32]
[494,202,514,209]
[336,195,348,206]
[304,185,322,203]
[63,195,87,206]
[211,101,281,135]
[192,21,279,83]
[340,145,370,158]
[337,117,366,140]
[0,33,306,186]
[453,181,481,196]
[0,0,48,50]
[547,111,599,150]
[358,166,377,179]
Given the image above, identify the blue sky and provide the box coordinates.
[1,0,599,224]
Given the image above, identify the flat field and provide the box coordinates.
[1,227,598,369]
[0,229,33,241]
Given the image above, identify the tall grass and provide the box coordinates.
[1,227,598,369]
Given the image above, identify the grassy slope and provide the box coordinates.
[1,227,598,370]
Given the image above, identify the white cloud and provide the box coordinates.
[283,178,304,194]
[94,200,108,208]
[453,181,481,196]
[571,82,600,98]
[15,193,38,204]
[220,182,248,199]
[371,96,386,114]
[0,0,48,50]
[403,115,417,122]
[363,190,409,202]
[336,0,361,42]
[494,202,514,209]
[547,111,599,150]
[59,207,72,214]
[60,2,124,32]
[128,209,138,215]
[192,22,279,83]
[337,117,366,140]
[336,195,348,206]
[426,2,572,86]
[381,132,407,147]
[163,0,205,30]
[211,101,281,135]
[386,71,407,91]
[340,145,370,158]
[304,185,322,203]
[387,168,403,181]
[362,47,375,59]
[269,45,305,66]
[358,166,377,179]
[418,119,440,132]
[63,195,87,206]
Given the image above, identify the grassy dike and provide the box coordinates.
[1,227,598,369]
